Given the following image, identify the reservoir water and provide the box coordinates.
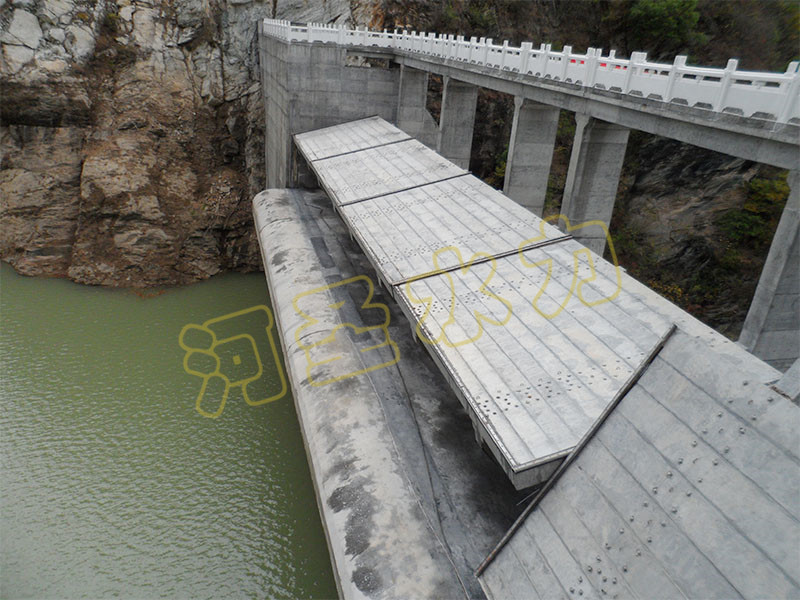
[0,263,337,598]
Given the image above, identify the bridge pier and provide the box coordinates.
[503,97,560,216]
[437,77,478,169]
[397,65,438,149]
[561,114,630,254]
[740,170,800,371]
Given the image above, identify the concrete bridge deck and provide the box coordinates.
[292,116,786,490]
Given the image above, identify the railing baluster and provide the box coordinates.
[714,58,738,112]
[665,55,686,103]
[520,42,532,74]
[560,45,571,80]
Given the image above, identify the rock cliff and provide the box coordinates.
[1,0,376,286]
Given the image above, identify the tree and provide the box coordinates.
[624,0,704,59]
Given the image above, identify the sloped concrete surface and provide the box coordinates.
[253,188,524,599]
[479,329,800,599]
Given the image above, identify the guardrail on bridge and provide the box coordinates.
[262,18,800,124]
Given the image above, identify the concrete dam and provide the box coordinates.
[254,19,800,599]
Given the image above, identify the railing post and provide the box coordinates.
[500,40,509,70]
[713,58,738,112]
[542,43,552,77]
[665,55,686,102]
[586,47,599,87]
[535,43,546,75]
[778,61,800,123]
[560,45,571,80]
[624,51,646,94]
[520,42,532,74]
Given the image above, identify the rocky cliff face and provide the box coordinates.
[1,0,376,286]
[610,135,788,338]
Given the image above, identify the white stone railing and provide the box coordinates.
[263,19,800,124]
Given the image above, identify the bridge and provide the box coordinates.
[259,18,799,371]
[255,19,800,600]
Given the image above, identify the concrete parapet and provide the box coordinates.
[561,113,630,254]
[503,97,560,215]
[740,171,800,371]
[437,77,478,169]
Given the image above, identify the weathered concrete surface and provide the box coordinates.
[438,77,478,170]
[396,65,439,149]
[503,98,560,216]
[259,29,402,188]
[775,358,800,403]
[294,116,785,493]
[740,170,800,371]
[252,189,523,599]
[479,329,800,599]
[391,51,799,170]
[561,114,630,254]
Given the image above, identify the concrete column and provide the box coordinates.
[397,65,438,148]
[437,77,478,170]
[740,171,800,371]
[561,114,630,254]
[503,97,560,216]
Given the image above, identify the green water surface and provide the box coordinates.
[0,263,337,599]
